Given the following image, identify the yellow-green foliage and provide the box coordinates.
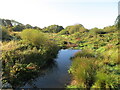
[92,69,120,89]
[70,57,98,88]
[58,29,69,35]
[2,41,18,51]
[73,49,95,58]
[102,48,119,64]
[103,25,117,32]
[69,47,120,89]
[67,24,87,34]
[20,29,49,47]
[2,30,59,87]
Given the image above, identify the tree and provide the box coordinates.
[65,24,87,34]
[12,25,25,31]
[25,24,33,29]
[89,27,106,35]
[33,26,42,30]
[103,25,117,33]
[43,25,64,33]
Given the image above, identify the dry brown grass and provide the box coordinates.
[2,41,18,51]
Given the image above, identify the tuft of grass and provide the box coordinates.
[69,57,98,88]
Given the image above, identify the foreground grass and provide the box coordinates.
[2,29,59,88]
[1,23,120,89]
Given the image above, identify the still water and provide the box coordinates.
[22,49,80,88]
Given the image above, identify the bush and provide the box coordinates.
[92,70,120,89]
[73,49,95,58]
[102,48,119,64]
[66,24,87,34]
[89,28,106,35]
[103,25,117,33]
[58,29,69,35]
[2,32,59,88]
[20,29,49,47]
[1,26,11,40]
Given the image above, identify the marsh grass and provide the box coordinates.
[73,49,95,58]
[69,47,120,89]
[70,57,98,88]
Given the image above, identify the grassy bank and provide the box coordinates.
[67,27,120,89]
[1,29,59,88]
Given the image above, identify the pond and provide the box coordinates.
[21,49,80,88]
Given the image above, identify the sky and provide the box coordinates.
[0,0,119,29]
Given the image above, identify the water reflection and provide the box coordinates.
[21,49,79,88]
[2,49,80,89]
[20,60,58,89]
[2,52,58,89]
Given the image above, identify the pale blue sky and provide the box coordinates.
[0,0,119,29]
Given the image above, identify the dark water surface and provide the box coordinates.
[21,49,80,88]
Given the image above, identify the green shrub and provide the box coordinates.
[89,28,106,35]
[73,49,95,58]
[58,29,69,35]
[1,26,11,40]
[66,24,87,34]
[103,25,117,33]
[2,37,59,88]
[20,29,49,47]
[92,66,120,89]
[102,48,119,64]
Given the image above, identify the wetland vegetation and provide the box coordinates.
[0,18,120,89]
